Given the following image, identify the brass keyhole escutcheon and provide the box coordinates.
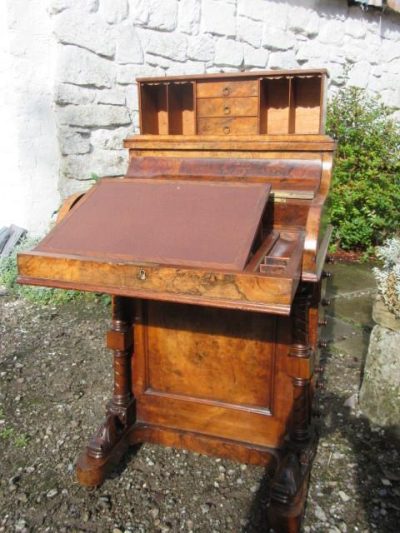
[223,126,230,134]
[223,87,230,96]
[138,269,147,281]
[224,106,230,115]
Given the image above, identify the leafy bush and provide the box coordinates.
[373,237,400,318]
[326,87,400,252]
[0,237,110,306]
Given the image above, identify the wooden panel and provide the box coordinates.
[127,156,322,193]
[197,116,258,135]
[197,80,258,98]
[260,78,290,134]
[18,251,296,314]
[197,97,258,117]
[144,302,276,408]
[140,84,168,134]
[292,77,322,134]
[33,178,270,271]
[168,82,195,135]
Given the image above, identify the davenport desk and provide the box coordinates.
[18,69,335,531]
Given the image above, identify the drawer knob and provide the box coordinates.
[224,106,231,115]
[223,126,230,134]
[322,270,333,279]
[318,339,328,349]
[318,319,328,327]
[223,87,230,96]
[321,298,331,307]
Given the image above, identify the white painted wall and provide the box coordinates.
[0,0,60,236]
[0,0,399,236]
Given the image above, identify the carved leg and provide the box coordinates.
[76,296,136,486]
[268,288,317,531]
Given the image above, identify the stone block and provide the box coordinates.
[58,104,131,128]
[214,39,243,67]
[116,24,144,64]
[61,150,128,181]
[59,128,91,155]
[116,64,164,84]
[237,16,263,48]
[359,325,400,436]
[373,300,400,332]
[344,12,366,39]
[57,46,113,88]
[91,127,131,150]
[287,6,320,38]
[202,0,236,37]
[318,20,345,45]
[178,0,201,35]
[348,61,371,89]
[237,0,266,22]
[54,9,115,58]
[243,44,268,68]
[187,35,215,62]
[48,0,99,16]
[262,28,295,51]
[140,0,178,31]
[100,0,129,24]
[165,61,206,76]
[380,39,400,62]
[96,90,126,106]
[129,0,149,26]
[140,29,187,62]
[55,84,96,105]
[268,50,298,70]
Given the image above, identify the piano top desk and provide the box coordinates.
[18,69,335,532]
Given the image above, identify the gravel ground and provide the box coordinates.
[0,284,399,532]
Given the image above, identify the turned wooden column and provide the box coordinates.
[288,290,313,443]
[86,296,136,459]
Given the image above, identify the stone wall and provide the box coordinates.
[1,0,400,234]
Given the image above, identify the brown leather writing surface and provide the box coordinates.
[37,178,271,271]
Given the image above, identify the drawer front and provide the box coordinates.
[197,97,258,118]
[197,80,259,98]
[197,116,258,135]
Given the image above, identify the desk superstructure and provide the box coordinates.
[18,69,335,532]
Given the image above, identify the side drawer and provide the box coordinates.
[197,80,259,98]
[197,116,259,135]
[197,97,259,118]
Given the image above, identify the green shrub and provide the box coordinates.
[0,237,110,306]
[326,87,400,252]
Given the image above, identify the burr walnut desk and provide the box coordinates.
[18,69,335,532]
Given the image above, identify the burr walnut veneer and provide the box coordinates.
[18,69,335,532]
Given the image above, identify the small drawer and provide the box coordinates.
[197,117,258,135]
[197,97,258,118]
[197,80,258,99]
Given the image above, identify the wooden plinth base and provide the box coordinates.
[76,421,316,532]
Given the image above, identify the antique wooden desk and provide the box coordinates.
[18,69,335,531]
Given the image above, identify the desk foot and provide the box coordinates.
[76,425,131,487]
[267,438,316,532]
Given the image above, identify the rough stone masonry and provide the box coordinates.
[1,0,399,234]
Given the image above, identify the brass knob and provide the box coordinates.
[224,105,231,115]
[223,87,230,96]
[223,126,230,134]
[321,298,331,307]
[318,319,328,327]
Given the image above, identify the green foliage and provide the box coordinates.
[326,87,400,251]
[0,237,110,306]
